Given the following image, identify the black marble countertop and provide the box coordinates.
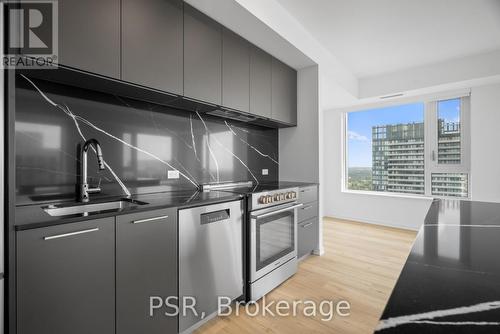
[377,199,500,333]
[14,181,317,231]
[15,189,243,231]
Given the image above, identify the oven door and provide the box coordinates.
[250,203,302,282]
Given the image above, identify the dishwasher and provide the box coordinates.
[178,199,243,332]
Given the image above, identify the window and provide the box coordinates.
[345,96,470,198]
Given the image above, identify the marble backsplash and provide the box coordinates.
[15,75,279,205]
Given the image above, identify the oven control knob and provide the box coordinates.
[268,195,274,203]
[259,196,267,204]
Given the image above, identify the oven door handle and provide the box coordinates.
[251,203,303,219]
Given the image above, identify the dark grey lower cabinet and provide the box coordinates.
[297,185,319,258]
[116,208,178,334]
[17,218,115,334]
[298,217,318,258]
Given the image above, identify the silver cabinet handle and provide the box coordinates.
[132,215,169,224]
[251,204,303,219]
[44,227,99,240]
[301,222,313,228]
[301,205,313,210]
[300,189,312,193]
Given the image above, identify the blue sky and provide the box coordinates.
[347,99,460,167]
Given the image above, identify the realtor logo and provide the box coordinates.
[2,1,58,68]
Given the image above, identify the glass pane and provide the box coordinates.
[257,213,293,269]
[431,173,468,198]
[437,99,461,164]
[347,103,425,195]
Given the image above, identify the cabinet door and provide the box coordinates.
[222,28,250,112]
[17,218,115,334]
[58,0,120,78]
[184,4,222,105]
[250,46,272,118]
[116,208,177,334]
[298,217,318,258]
[122,0,183,94]
[271,58,297,125]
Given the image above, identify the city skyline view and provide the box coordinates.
[347,99,460,168]
[347,98,466,197]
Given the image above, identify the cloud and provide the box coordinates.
[348,131,368,142]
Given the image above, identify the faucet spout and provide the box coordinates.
[79,139,106,202]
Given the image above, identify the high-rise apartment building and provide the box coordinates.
[372,120,464,196]
[372,122,425,194]
[432,120,466,197]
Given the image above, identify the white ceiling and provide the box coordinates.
[275,0,500,77]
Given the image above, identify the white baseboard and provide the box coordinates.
[323,215,419,232]
[313,247,325,256]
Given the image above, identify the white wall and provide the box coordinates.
[322,111,432,231]
[470,83,500,202]
[279,65,323,253]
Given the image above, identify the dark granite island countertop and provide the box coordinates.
[377,199,500,333]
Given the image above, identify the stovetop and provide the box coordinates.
[204,181,317,211]
[209,181,312,195]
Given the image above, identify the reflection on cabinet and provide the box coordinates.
[184,4,222,105]
[17,218,115,334]
[122,0,183,94]
[250,46,272,119]
[272,58,297,125]
[116,208,178,334]
[58,0,120,78]
[222,28,250,112]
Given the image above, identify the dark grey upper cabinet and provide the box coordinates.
[271,58,297,125]
[250,46,272,119]
[122,0,183,94]
[17,218,115,334]
[58,0,120,78]
[116,208,178,334]
[184,4,222,105]
[222,28,250,112]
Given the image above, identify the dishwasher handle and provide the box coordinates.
[200,209,231,225]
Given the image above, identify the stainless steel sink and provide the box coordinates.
[43,198,148,217]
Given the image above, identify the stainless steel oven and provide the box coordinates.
[250,202,301,282]
[247,187,302,301]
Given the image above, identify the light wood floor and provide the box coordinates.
[196,218,417,334]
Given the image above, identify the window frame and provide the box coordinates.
[342,91,471,199]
